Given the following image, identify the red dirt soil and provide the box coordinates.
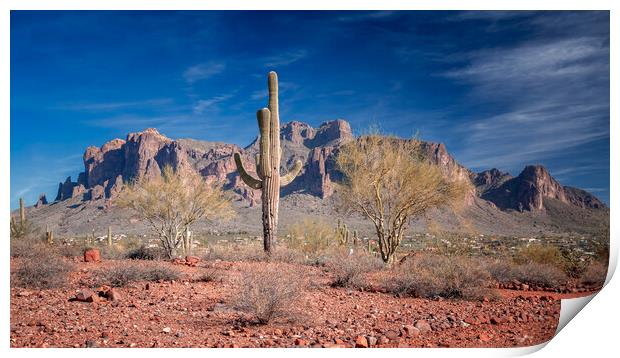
[10,258,595,348]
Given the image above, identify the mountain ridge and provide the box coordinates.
[21,119,607,236]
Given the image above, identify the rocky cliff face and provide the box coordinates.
[480,165,604,211]
[53,121,355,206]
[51,121,605,214]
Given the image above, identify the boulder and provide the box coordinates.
[84,248,101,263]
[75,289,97,302]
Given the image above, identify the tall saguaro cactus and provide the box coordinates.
[234,71,303,253]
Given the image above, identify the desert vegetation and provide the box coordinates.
[336,134,470,263]
[234,71,303,254]
[9,71,609,349]
[118,165,234,259]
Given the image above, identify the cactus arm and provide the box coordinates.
[254,153,261,178]
[256,108,271,178]
[234,153,263,189]
[280,159,303,187]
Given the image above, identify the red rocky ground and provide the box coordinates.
[10,258,594,348]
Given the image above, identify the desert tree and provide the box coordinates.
[118,165,234,259]
[336,134,469,263]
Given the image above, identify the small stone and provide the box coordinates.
[162,327,171,333]
[377,335,390,345]
[85,340,99,348]
[75,289,97,302]
[478,333,492,342]
[366,336,377,347]
[175,332,185,338]
[414,320,431,333]
[354,335,368,348]
[106,288,121,301]
[402,325,420,337]
[384,330,400,341]
[294,338,308,346]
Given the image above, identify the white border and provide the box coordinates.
[2,1,616,358]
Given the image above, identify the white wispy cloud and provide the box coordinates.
[52,98,173,111]
[183,62,226,83]
[193,94,234,114]
[336,11,396,22]
[444,34,609,172]
[263,49,307,67]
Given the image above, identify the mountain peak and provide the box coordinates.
[480,164,604,211]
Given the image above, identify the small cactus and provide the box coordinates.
[10,197,28,238]
[335,219,353,246]
[45,224,54,245]
[234,71,303,253]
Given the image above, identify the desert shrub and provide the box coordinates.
[56,244,87,258]
[326,248,383,288]
[286,218,333,256]
[125,245,163,260]
[482,258,568,288]
[206,242,265,262]
[233,264,306,324]
[514,244,564,267]
[10,217,41,240]
[93,262,181,287]
[268,245,306,264]
[558,249,589,278]
[11,246,74,289]
[515,262,567,288]
[483,258,522,283]
[10,238,42,258]
[579,261,607,287]
[385,254,491,300]
[194,267,223,283]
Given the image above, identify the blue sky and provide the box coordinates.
[10,10,610,208]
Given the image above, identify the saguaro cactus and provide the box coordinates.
[108,226,113,246]
[234,71,303,253]
[19,198,25,224]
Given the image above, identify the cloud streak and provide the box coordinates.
[193,94,235,114]
[183,62,225,83]
[53,98,173,111]
[443,26,609,175]
[263,49,308,67]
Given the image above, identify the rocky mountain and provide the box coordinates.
[23,119,607,236]
[478,165,605,212]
